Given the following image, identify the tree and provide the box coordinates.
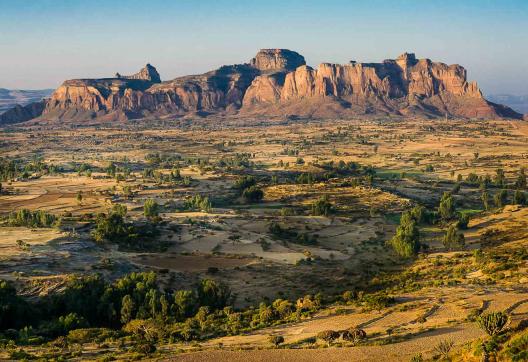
[242,186,264,203]
[513,189,527,205]
[494,189,508,208]
[456,213,469,230]
[143,199,159,219]
[443,225,465,250]
[173,290,196,321]
[111,203,128,217]
[342,328,366,342]
[269,335,284,347]
[481,191,489,211]
[389,211,420,257]
[515,168,526,189]
[317,330,339,346]
[311,195,333,216]
[197,279,231,310]
[76,191,83,205]
[120,295,135,324]
[494,168,505,187]
[476,311,509,337]
[438,192,455,220]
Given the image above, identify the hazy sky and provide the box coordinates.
[1,0,527,95]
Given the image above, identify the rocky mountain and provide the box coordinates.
[487,94,528,114]
[0,88,53,114]
[1,50,523,125]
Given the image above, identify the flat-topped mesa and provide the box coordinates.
[6,49,520,125]
[250,49,306,72]
[116,64,161,83]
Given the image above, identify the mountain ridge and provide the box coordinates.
[1,49,524,125]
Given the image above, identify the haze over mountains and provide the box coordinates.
[487,94,528,114]
[0,88,53,114]
[0,49,524,125]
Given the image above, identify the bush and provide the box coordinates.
[438,192,456,220]
[443,224,465,250]
[311,195,333,216]
[476,311,509,337]
[242,186,264,203]
[316,330,339,345]
[457,213,470,229]
[6,209,57,228]
[504,330,528,361]
[143,199,160,219]
[269,335,284,347]
[341,328,366,342]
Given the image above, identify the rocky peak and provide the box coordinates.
[396,52,418,69]
[250,49,306,72]
[116,64,161,83]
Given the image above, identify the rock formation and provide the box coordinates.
[1,49,523,125]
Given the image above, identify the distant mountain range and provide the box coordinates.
[486,94,528,114]
[0,49,524,125]
[0,88,53,114]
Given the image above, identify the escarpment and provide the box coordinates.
[1,49,522,125]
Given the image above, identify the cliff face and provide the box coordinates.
[3,49,521,124]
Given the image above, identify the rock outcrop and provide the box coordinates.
[249,49,306,72]
[115,63,161,83]
[1,49,522,125]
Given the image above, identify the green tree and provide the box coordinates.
[242,185,264,203]
[76,191,83,204]
[120,295,135,324]
[143,199,160,219]
[513,189,527,205]
[481,191,489,211]
[389,211,420,257]
[494,168,506,187]
[438,192,456,220]
[311,195,333,216]
[457,213,470,230]
[269,335,284,347]
[494,189,508,208]
[197,279,231,310]
[515,168,526,189]
[443,225,465,250]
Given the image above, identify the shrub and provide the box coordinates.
[143,199,160,219]
[443,224,465,250]
[269,335,284,347]
[433,339,454,359]
[341,328,366,342]
[504,330,528,361]
[311,195,333,216]
[316,330,339,345]
[476,311,509,337]
[457,213,470,229]
[438,192,456,220]
[242,186,264,203]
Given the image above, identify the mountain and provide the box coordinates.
[487,94,528,114]
[0,88,53,114]
[0,50,523,125]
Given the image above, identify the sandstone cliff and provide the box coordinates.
[2,49,523,125]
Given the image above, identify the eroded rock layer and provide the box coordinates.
[2,49,523,124]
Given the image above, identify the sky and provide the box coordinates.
[0,0,527,95]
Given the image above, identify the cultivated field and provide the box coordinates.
[0,116,527,361]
